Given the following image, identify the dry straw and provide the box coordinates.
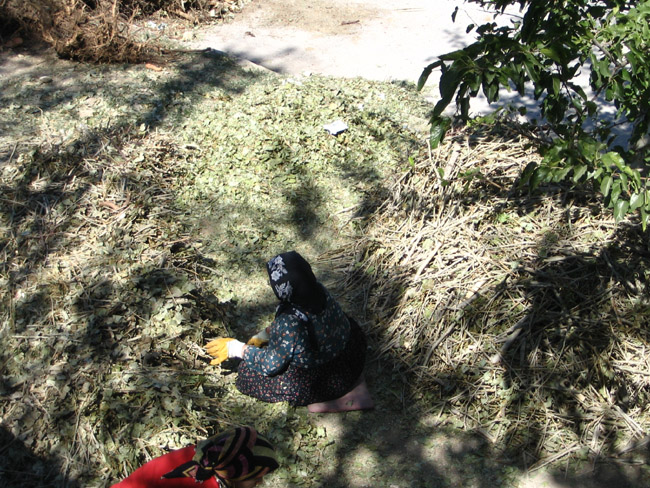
[323,122,650,469]
[1,0,245,63]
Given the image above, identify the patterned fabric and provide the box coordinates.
[236,251,367,405]
[162,427,278,485]
[242,290,351,375]
[237,316,367,406]
[110,445,219,488]
[267,255,293,301]
[266,251,327,314]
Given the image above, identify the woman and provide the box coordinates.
[111,426,278,488]
[206,251,373,412]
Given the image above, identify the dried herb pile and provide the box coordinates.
[324,123,650,470]
[1,30,649,488]
[0,50,431,487]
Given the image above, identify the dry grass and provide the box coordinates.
[323,122,650,470]
[0,49,435,486]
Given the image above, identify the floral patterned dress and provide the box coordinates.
[235,290,367,406]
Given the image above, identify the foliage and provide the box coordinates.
[0,48,431,486]
[418,0,650,227]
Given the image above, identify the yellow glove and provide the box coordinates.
[246,328,270,348]
[205,338,235,365]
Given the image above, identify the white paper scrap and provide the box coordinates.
[323,120,349,135]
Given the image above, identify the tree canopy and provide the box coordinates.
[419,0,650,227]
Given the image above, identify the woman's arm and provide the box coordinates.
[242,316,300,376]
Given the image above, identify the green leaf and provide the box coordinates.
[460,96,470,120]
[623,165,641,187]
[523,59,539,83]
[610,180,621,204]
[482,79,499,103]
[572,164,588,182]
[539,47,562,63]
[602,151,625,170]
[439,48,470,62]
[530,166,550,191]
[429,117,451,148]
[519,161,537,187]
[552,76,561,95]
[553,165,572,182]
[596,58,610,79]
[431,67,463,118]
[417,60,443,91]
[590,167,603,180]
[439,68,462,104]
[642,208,650,231]
[568,82,587,100]
[432,98,449,119]
[467,74,481,94]
[600,176,613,197]
[629,192,644,210]
[614,199,629,222]
[620,172,629,192]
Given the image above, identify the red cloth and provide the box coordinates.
[111,445,220,488]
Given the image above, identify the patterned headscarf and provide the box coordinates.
[267,251,327,314]
[267,251,327,352]
[163,426,278,485]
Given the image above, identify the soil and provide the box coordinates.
[232,0,381,35]
[190,0,486,100]
[0,40,66,80]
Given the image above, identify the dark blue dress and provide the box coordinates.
[236,291,367,405]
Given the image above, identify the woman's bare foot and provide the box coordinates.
[308,379,374,413]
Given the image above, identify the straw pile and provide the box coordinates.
[324,122,650,469]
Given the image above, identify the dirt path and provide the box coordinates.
[192,0,487,96]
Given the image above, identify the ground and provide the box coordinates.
[1,2,649,488]
[188,0,488,94]
[228,0,381,35]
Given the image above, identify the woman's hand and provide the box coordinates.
[205,338,246,365]
[246,328,270,348]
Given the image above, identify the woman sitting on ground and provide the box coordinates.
[111,426,278,488]
[205,251,373,413]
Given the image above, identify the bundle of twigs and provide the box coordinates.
[0,0,244,62]
[1,0,144,61]
[324,123,650,469]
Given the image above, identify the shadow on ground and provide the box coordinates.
[2,43,649,488]
[0,45,267,486]
[305,139,650,486]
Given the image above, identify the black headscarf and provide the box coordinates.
[266,251,327,349]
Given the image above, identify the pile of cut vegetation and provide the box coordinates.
[0,48,431,486]
[2,28,649,485]
[1,0,245,62]
[325,122,650,469]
